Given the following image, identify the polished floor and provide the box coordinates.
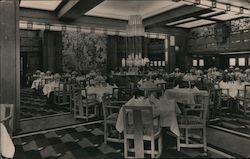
[20,88,70,119]
[210,113,250,135]
[12,121,249,159]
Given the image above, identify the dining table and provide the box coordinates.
[42,81,61,98]
[0,123,15,158]
[219,81,250,98]
[164,87,208,105]
[115,95,182,137]
[82,84,118,102]
[138,81,162,97]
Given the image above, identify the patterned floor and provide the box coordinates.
[21,89,70,119]
[13,122,229,159]
[210,113,250,135]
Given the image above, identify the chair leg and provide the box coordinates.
[151,138,155,158]
[124,138,128,158]
[185,129,189,144]
[177,136,180,151]
[203,128,207,154]
[86,106,89,122]
[243,102,247,117]
[73,104,76,118]
[104,123,107,144]
[158,134,163,157]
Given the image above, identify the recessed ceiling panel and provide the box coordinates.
[85,0,185,20]
[200,10,225,17]
[216,0,250,10]
[176,19,216,28]
[166,17,197,26]
[212,13,245,21]
[20,0,62,11]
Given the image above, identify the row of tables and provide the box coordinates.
[116,87,208,137]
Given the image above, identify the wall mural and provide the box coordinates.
[62,31,107,73]
[190,24,215,38]
[190,17,250,38]
[231,17,250,32]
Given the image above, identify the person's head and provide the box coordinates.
[35,70,41,75]
[40,72,45,78]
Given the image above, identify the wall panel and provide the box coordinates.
[0,0,20,131]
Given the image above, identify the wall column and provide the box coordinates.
[0,0,20,132]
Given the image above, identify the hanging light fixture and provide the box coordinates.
[122,15,149,67]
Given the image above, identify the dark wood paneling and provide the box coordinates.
[187,29,250,54]
[0,0,20,131]
[42,31,63,73]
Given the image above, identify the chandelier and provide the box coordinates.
[122,15,149,67]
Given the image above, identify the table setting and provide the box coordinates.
[115,94,182,137]
[82,83,118,102]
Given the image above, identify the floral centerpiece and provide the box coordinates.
[183,73,198,88]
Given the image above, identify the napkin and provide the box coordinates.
[174,85,179,89]
[193,86,199,91]
[125,96,151,106]
[0,124,15,158]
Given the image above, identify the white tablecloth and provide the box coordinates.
[219,81,250,98]
[116,95,181,136]
[43,81,60,98]
[31,79,43,90]
[154,79,166,85]
[82,84,118,102]
[0,123,15,158]
[164,88,207,104]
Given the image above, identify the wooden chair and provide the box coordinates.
[237,85,250,116]
[156,83,167,95]
[69,84,85,113]
[112,87,134,101]
[208,89,221,120]
[219,88,232,116]
[73,88,99,121]
[143,88,163,98]
[166,80,175,89]
[0,104,14,136]
[177,94,209,154]
[54,82,71,106]
[102,94,126,144]
[123,106,162,158]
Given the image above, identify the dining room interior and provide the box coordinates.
[0,0,250,158]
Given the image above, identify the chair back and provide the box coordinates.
[123,106,153,158]
[113,87,133,101]
[209,89,221,106]
[102,94,124,121]
[194,93,209,125]
[0,104,14,135]
[157,82,167,90]
[73,88,84,107]
[102,94,112,119]
[244,85,250,99]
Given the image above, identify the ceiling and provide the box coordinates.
[19,0,250,29]
[85,1,186,20]
[20,0,62,11]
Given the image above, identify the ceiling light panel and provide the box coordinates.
[20,0,62,11]
[166,18,197,26]
[200,10,225,17]
[212,13,245,21]
[176,19,216,28]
